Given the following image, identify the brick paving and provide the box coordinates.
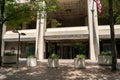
[0,59,120,80]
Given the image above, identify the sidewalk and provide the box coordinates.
[0,59,120,80]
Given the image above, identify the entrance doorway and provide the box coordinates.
[45,40,89,59]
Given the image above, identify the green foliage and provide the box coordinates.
[49,53,59,59]
[0,0,58,29]
[4,52,16,56]
[28,54,36,58]
[116,15,120,24]
[51,18,62,26]
[5,3,36,28]
[99,51,112,56]
[98,0,120,24]
[76,54,86,59]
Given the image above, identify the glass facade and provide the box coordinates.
[21,42,35,58]
[5,42,35,58]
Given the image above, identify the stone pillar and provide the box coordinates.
[1,25,6,56]
[93,0,100,60]
[35,1,46,61]
[35,12,40,59]
[87,0,99,60]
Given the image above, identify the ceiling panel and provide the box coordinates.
[48,0,88,20]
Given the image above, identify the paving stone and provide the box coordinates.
[0,59,120,80]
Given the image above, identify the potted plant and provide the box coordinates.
[98,51,112,65]
[51,19,62,28]
[74,54,86,69]
[27,54,37,67]
[2,52,17,64]
[48,53,60,68]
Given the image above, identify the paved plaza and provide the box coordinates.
[0,59,120,80]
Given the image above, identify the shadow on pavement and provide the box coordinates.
[0,60,120,80]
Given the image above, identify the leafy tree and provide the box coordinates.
[0,0,58,65]
[108,0,116,72]
[98,0,120,25]
[98,0,119,71]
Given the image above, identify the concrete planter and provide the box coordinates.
[2,55,17,64]
[98,56,112,65]
[48,58,59,68]
[74,58,85,68]
[27,58,37,67]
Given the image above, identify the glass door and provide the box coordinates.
[45,40,89,59]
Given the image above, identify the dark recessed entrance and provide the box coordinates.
[45,40,89,59]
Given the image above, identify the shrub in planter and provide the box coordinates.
[98,51,112,65]
[74,54,86,69]
[27,54,37,67]
[4,52,16,56]
[2,52,17,64]
[48,53,60,68]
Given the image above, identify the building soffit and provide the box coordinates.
[47,0,88,20]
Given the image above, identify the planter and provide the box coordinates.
[27,58,37,67]
[74,58,85,69]
[2,55,17,64]
[98,56,112,65]
[48,58,59,68]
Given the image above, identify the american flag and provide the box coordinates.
[94,0,102,13]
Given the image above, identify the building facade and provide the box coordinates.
[1,0,120,61]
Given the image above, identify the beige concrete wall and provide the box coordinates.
[45,26,88,36]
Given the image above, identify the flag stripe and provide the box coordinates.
[94,0,102,13]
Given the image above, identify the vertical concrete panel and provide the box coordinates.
[38,13,46,61]
[93,2,100,60]
[35,1,46,61]
[35,12,40,59]
[87,0,99,60]
[1,25,6,56]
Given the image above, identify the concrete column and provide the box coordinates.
[35,11,40,59]
[1,25,6,56]
[35,1,46,61]
[93,1,100,60]
[87,0,99,60]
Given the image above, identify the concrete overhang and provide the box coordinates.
[99,34,120,39]
[44,34,89,40]
[99,25,120,39]
[45,26,89,40]
[3,38,35,42]
[3,29,36,42]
